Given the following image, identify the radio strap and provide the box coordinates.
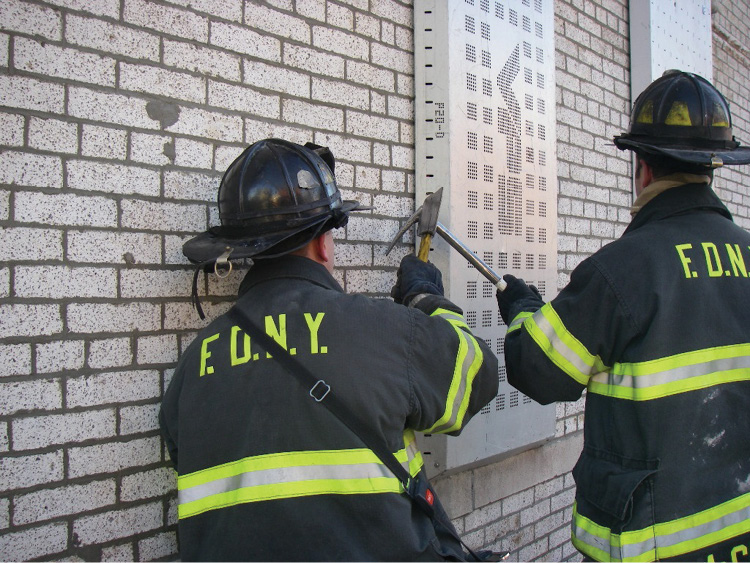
[226,306,487,561]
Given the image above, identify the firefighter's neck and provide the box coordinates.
[634,157,654,196]
[291,231,335,274]
[631,158,711,217]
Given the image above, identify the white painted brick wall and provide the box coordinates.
[0,498,8,528]
[13,480,116,526]
[0,451,64,492]
[16,192,118,227]
[1,304,63,338]
[121,467,174,502]
[66,302,161,333]
[87,338,133,369]
[13,410,117,451]
[0,227,63,261]
[0,523,68,562]
[35,339,85,374]
[16,266,117,299]
[66,371,161,408]
[66,15,160,59]
[0,344,32,378]
[67,436,161,478]
[101,542,135,561]
[119,403,161,436]
[2,0,749,560]
[71,502,162,545]
[138,531,178,561]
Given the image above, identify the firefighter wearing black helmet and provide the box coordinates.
[159,139,499,561]
[496,71,750,561]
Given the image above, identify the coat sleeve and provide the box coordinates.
[159,353,191,468]
[504,257,639,404]
[405,294,499,435]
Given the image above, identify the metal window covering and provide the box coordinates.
[415,0,557,475]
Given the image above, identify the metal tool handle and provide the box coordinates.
[435,223,508,291]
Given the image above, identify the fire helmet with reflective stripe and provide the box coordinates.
[613,70,750,167]
[183,138,365,266]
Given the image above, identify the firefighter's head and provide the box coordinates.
[183,138,365,267]
[614,70,750,172]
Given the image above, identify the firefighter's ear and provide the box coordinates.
[635,156,654,194]
[292,231,334,272]
[315,230,334,267]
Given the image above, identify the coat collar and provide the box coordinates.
[238,255,343,297]
[630,173,711,217]
[625,181,733,235]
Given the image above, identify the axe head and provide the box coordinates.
[418,187,443,237]
[385,188,443,255]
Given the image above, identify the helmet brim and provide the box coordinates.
[613,136,750,166]
[183,200,364,265]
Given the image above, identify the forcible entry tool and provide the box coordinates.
[386,188,442,263]
[386,189,507,291]
[416,187,443,261]
[434,222,507,291]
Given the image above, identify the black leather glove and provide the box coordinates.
[496,274,543,325]
[391,254,444,306]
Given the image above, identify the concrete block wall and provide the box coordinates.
[0,1,415,560]
[2,0,749,561]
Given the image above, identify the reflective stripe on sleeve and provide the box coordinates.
[177,432,425,519]
[515,304,750,400]
[521,303,608,385]
[423,308,484,434]
[506,311,533,334]
[572,492,750,561]
[402,429,424,478]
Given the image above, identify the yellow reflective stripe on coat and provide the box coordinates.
[177,434,423,519]
[507,311,532,334]
[521,303,609,385]
[402,429,424,478]
[589,343,750,401]
[423,308,484,434]
[518,304,750,399]
[572,492,750,561]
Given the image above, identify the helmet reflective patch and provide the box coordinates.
[297,169,321,189]
[712,103,729,127]
[665,101,692,126]
[635,100,653,124]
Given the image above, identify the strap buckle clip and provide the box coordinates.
[214,247,233,278]
[407,475,435,517]
[309,380,331,402]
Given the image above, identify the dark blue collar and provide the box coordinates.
[625,182,732,234]
[238,255,343,297]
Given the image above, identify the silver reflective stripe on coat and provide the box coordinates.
[179,460,394,506]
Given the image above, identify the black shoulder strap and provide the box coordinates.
[226,306,484,561]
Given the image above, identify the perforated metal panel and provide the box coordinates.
[414,0,557,476]
[629,0,713,103]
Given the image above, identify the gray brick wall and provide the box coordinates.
[1,0,749,561]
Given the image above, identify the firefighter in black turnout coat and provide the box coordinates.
[160,139,499,561]
[496,71,750,561]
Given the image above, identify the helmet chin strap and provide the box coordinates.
[190,264,209,320]
[190,249,251,320]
